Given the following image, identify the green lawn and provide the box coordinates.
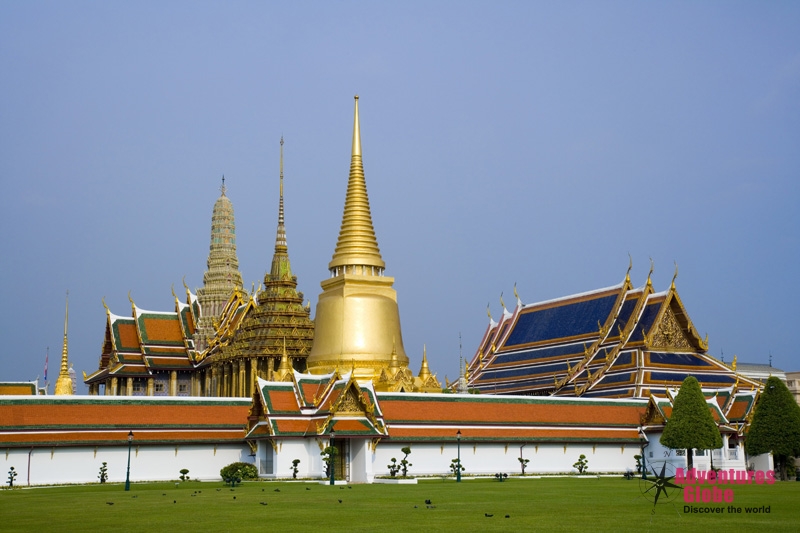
[1,477,798,532]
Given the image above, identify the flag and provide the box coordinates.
[44,350,48,381]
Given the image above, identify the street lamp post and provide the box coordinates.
[125,430,134,491]
[456,429,462,483]
[329,428,336,486]
[639,428,648,480]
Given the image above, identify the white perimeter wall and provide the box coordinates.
[258,439,641,482]
[2,444,251,486]
[371,441,639,478]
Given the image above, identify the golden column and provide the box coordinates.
[306,96,409,380]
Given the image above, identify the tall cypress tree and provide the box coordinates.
[745,376,800,480]
[660,376,722,469]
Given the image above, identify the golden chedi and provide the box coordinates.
[306,96,411,383]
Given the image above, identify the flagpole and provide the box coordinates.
[44,347,49,395]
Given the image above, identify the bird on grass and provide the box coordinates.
[260,502,268,506]
[505,515,510,518]
[106,502,114,506]
[305,487,311,491]
[484,513,493,517]
[274,488,281,492]
[173,501,177,504]
[425,499,432,504]
[233,496,236,500]
[338,499,342,503]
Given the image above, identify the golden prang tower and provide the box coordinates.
[307,97,440,392]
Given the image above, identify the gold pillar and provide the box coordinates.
[126,378,133,396]
[147,377,154,396]
[170,370,177,396]
[239,361,246,397]
[111,377,118,396]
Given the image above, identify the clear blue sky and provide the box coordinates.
[1,1,798,390]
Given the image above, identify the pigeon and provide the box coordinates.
[132,496,137,499]
[106,502,114,505]
[305,487,311,491]
[338,499,342,503]
[274,488,280,492]
[260,502,268,506]
[216,489,221,492]
[233,496,236,500]
[425,499,432,504]
[414,505,418,508]
[505,515,510,518]
[484,513,493,517]
[162,493,167,496]
[347,486,352,489]
[262,489,265,492]
[173,501,176,504]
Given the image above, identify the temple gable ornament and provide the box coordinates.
[648,307,691,351]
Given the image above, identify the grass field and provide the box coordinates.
[1,476,798,532]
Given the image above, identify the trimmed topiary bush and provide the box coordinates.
[220,462,258,486]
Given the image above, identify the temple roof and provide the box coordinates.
[246,372,386,439]
[247,370,647,443]
[0,396,250,447]
[468,269,759,399]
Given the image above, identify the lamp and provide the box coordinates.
[125,430,134,491]
[456,429,462,483]
[329,427,336,486]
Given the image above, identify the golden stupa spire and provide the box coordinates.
[55,291,73,395]
[328,95,385,274]
[306,97,409,381]
[276,337,293,380]
[418,345,432,380]
[275,136,288,253]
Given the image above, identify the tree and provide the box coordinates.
[745,376,800,481]
[220,462,258,487]
[660,376,722,469]
[321,446,338,478]
[573,454,588,474]
[399,447,412,477]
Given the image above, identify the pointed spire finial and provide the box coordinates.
[626,253,633,285]
[418,344,432,379]
[671,261,678,290]
[220,175,226,196]
[499,292,506,310]
[274,136,288,253]
[54,291,73,395]
[646,257,654,287]
[352,95,361,157]
[328,95,385,272]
